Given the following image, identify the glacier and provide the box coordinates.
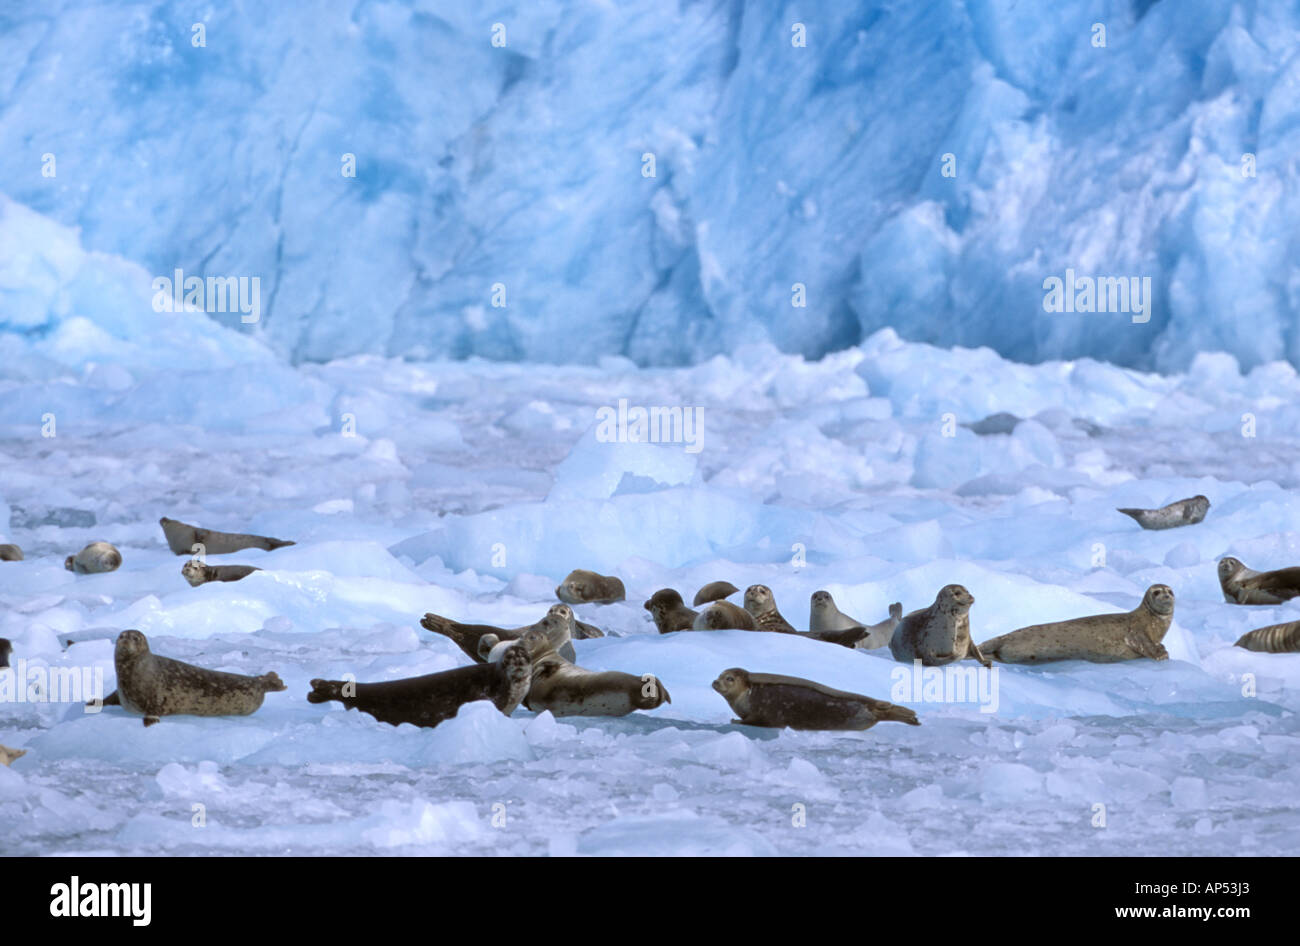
[1,0,1299,370]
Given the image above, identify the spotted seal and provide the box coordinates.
[160,517,294,556]
[889,584,989,667]
[64,541,122,574]
[1234,620,1300,653]
[421,605,578,663]
[1217,556,1300,605]
[555,569,625,605]
[711,668,920,731]
[523,629,670,717]
[104,630,286,726]
[809,591,902,650]
[979,585,1175,664]
[181,562,261,586]
[1117,495,1209,530]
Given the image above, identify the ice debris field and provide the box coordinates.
[3,204,1300,854]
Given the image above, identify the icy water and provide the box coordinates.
[3,334,1300,856]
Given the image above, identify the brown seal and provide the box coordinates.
[0,744,25,767]
[693,581,739,606]
[979,585,1175,664]
[1234,620,1300,653]
[743,584,796,632]
[64,541,122,574]
[0,544,22,562]
[889,584,989,667]
[1217,556,1300,605]
[644,589,698,634]
[105,629,286,726]
[809,591,902,650]
[1116,495,1209,530]
[523,629,670,717]
[182,562,261,586]
[692,601,757,631]
[555,569,625,605]
[307,637,535,728]
[711,668,920,731]
[421,606,577,663]
[159,517,294,556]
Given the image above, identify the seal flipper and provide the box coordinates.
[1124,631,1168,661]
[307,678,346,705]
[100,689,120,706]
[967,640,992,668]
[143,716,160,727]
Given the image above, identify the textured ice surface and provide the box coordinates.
[1,2,1299,370]
[3,271,1300,855]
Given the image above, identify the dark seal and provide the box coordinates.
[307,638,534,728]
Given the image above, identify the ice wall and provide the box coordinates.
[1,0,1297,371]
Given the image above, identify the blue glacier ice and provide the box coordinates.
[1,0,1298,370]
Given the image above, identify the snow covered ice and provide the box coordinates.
[3,1,1300,857]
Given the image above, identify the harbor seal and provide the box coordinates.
[810,592,903,650]
[64,541,121,574]
[159,517,294,556]
[979,585,1175,664]
[644,589,698,634]
[307,637,535,728]
[711,669,920,731]
[555,569,625,605]
[1217,557,1300,605]
[523,629,670,717]
[0,637,10,669]
[421,606,577,664]
[1234,620,1300,653]
[0,744,25,767]
[889,585,989,667]
[182,562,261,586]
[743,584,796,632]
[1117,495,1209,530]
[692,600,757,631]
[105,630,286,726]
[693,581,739,606]
[0,544,22,561]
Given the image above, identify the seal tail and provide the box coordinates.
[307,678,344,704]
[266,538,295,551]
[888,602,902,621]
[1116,507,1145,522]
[260,671,287,692]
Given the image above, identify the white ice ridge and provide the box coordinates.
[1,1,1299,370]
